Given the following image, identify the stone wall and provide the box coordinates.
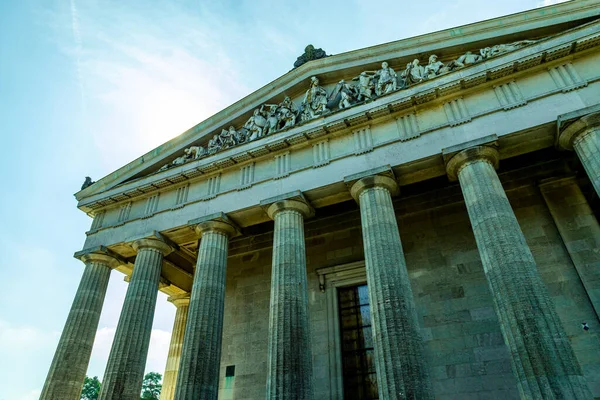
[216,182,600,399]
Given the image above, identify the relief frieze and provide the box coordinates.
[157,40,537,173]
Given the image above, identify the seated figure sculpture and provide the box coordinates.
[453,50,482,68]
[423,54,446,78]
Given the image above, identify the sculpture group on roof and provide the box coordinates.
[157,39,536,173]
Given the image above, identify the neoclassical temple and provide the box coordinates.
[41,1,600,399]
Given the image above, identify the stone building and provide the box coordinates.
[41,1,600,399]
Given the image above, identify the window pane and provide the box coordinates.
[338,285,379,399]
[358,285,369,305]
[341,308,359,329]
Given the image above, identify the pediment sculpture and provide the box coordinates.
[293,44,329,68]
[157,39,537,173]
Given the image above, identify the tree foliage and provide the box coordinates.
[80,376,101,400]
[141,372,162,400]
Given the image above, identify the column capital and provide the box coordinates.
[557,111,600,150]
[344,165,399,201]
[74,246,123,269]
[168,293,190,308]
[260,190,314,220]
[132,238,173,256]
[445,144,499,181]
[188,212,240,238]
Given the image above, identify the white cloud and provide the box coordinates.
[87,327,172,378]
[46,1,255,174]
[538,0,569,6]
[0,321,60,400]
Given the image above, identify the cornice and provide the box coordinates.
[75,1,600,202]
[77,22,600,215]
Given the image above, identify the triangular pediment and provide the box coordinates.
[76,0,600,208]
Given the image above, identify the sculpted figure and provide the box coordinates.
[353,71,376,101]
[277,96,298,130]
[184,145,206,160]
[338,80,358,109]
[158,149,196,172]
[244,109,265,141]
[219,126,238,148]
[374,62,397,96]
[293,44,329,68]
[480,40,536,59]
[400,59,425,87]
[81,176,95,190]
[424,54,445,78]
[207,136,221,155]
[261,104,280,135]
[453,50,482,68]
[301,76,329,121]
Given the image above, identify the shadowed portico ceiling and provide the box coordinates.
[75,0,600,210]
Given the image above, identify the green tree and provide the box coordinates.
[80,376,101,400]
[140,372,162,400]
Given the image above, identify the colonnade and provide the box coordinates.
[41,112,600,399]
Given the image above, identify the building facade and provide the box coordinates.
[41,2,600,399]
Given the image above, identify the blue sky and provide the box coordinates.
[0,0,565,398]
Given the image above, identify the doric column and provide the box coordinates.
[174,213,239,400]
[261,191,314,400]
[160,294,190,400]
[40,248,121,400]
[445,144,591,399]
[558,111,600,197]
[99,238,172,400]
[539,176,600,321]
[344,167,432,399]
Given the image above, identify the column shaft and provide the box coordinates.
[573,128,600,197]
[175,231,230,400]
[456,157,590,398]
[99,240,170,400]
[160,298,189,400]
[40,258,113,400]
[357,185,432,399]
[266,208,313,400]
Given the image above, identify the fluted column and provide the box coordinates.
[175,213,239,400]
[40,250,120,400]
[558,112,600,197]
[262,192,314,400]
[99,238,172,400]
[346,170,432,399]
[160,294,190,400]
[446,145,591,399]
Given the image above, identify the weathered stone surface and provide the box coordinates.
[574,129,600,198]
[264,196,314,399]
[447,145,591,399]
[558,112,600,197]
[174,215,238,400]
[349,173,433,399]
[160,295,190,400]
[40,253,119,400]
[540,176,600,321]
[99,239,172,400]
